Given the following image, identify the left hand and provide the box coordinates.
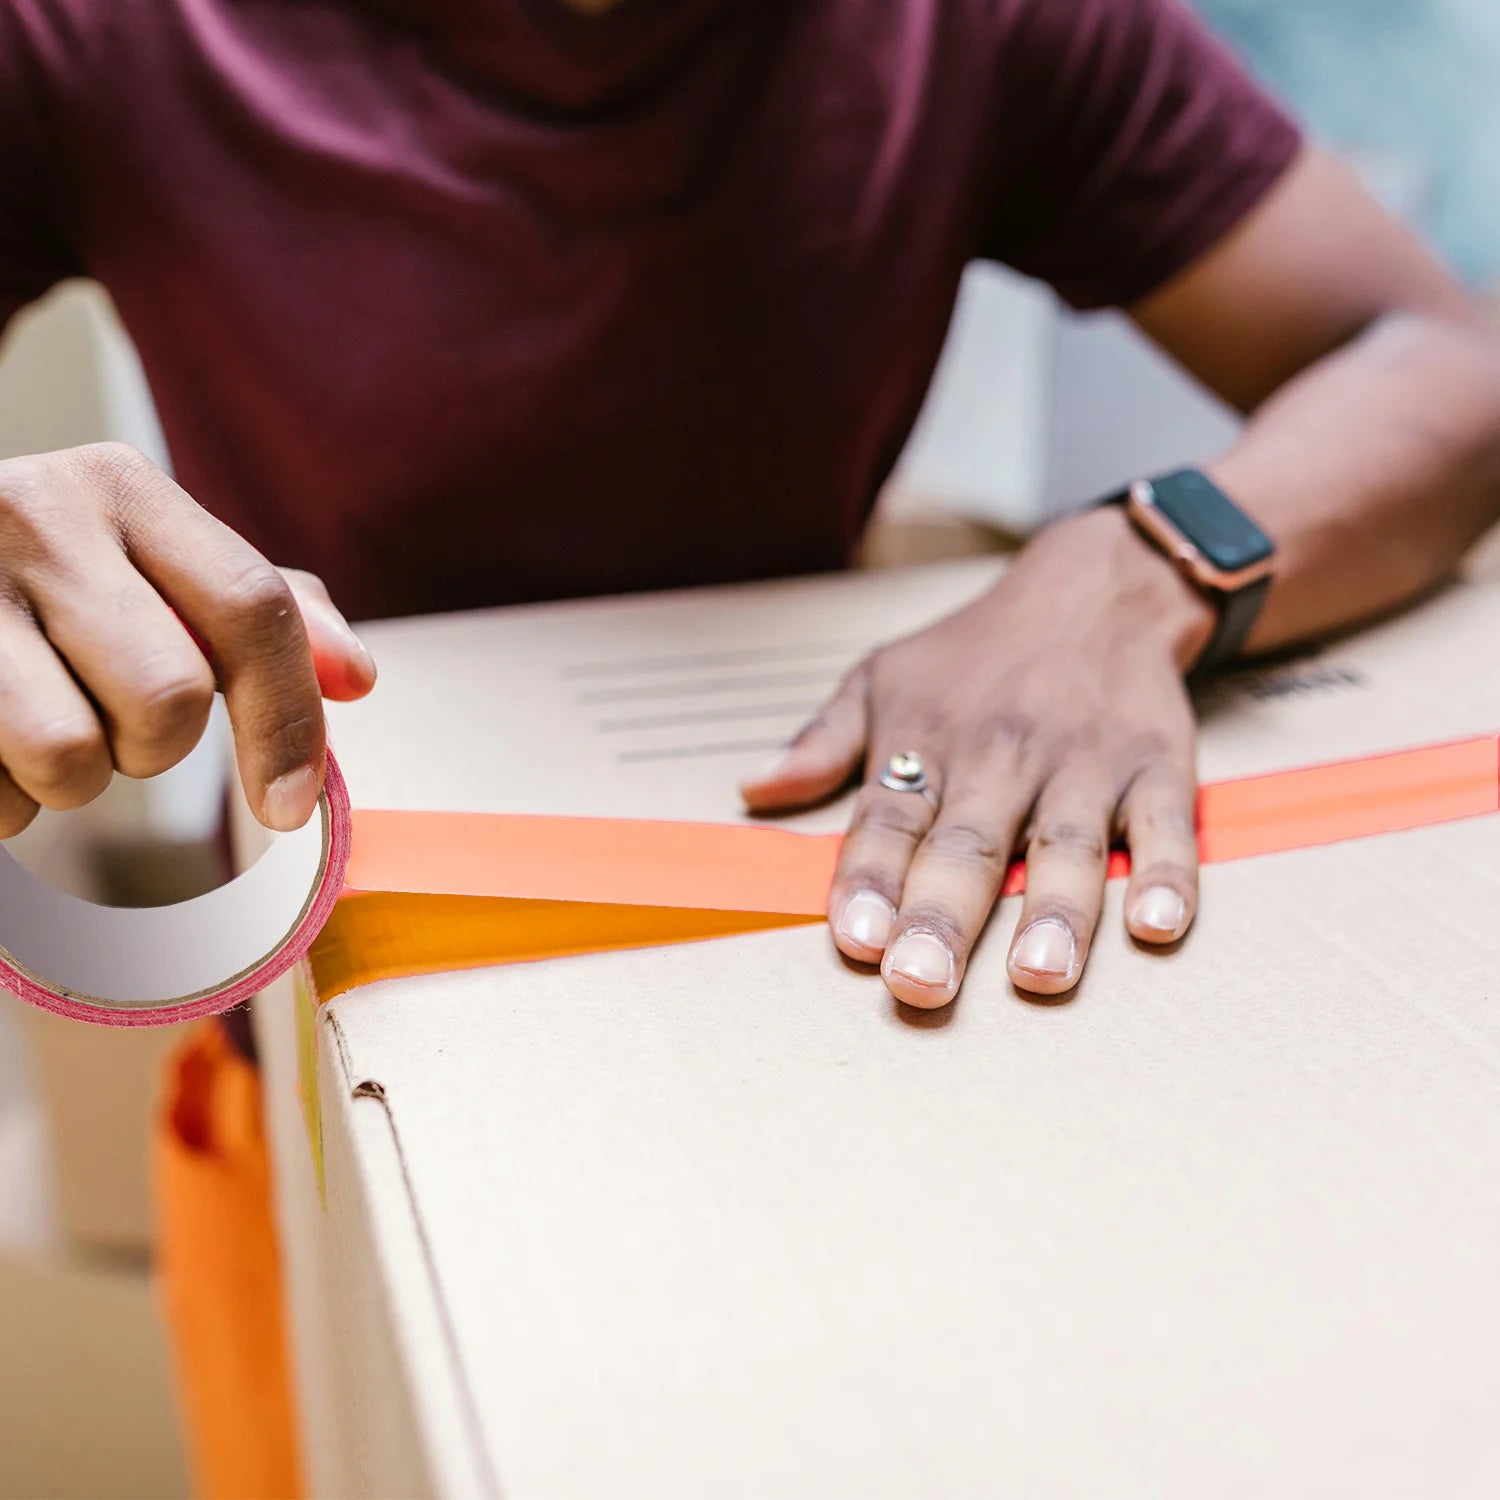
[741,506,1217,1005]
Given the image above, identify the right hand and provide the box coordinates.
[0,442,376,837]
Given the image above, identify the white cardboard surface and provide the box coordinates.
[263,562,1500,1498]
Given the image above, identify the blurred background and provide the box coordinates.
[0,4,1498,1495]
[1206,0,1500,288]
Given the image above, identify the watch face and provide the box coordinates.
[1148,470,1274,574]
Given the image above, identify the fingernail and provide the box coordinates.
[885,931,954,989]
[1011,919,1076,979]
[351,637,377,681]
[319,605,375,675]
[263,766,319,831]
[744,747,792,786]
[1130,886,1187,941]
[836,890,896,952]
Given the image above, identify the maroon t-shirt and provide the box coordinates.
[0,0,1300,622]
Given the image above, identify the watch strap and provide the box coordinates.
[1099,485,1268,678]
[1194,573,1269,678]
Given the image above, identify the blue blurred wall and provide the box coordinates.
[1200,0,1500,285]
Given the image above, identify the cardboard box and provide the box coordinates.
[860,479,1017,568]
[258,560,1500,1498]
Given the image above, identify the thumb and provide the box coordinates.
[740,664,869,813]
[279,568,377,702]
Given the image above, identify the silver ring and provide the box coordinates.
[878,750,939,811]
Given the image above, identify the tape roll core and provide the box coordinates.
[0,755,351,1027]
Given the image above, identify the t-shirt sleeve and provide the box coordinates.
[982,0,1303,310]
[0,2,83,336]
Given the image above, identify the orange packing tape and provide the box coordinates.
[346,735,1500,913]
[309,893,820,999]
[11,730,1492,1025]
[346,812,843,913]
[311,735,1500,1006]
[1195,734,1500,863]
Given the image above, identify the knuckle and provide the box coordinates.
[921,708,951,741]
[114,671,214,772]
[923,820,1005,871]
[872,711,947,752]
[1135,801,1197,841]
[968,710,1039,763]
[23,720,109,802]
[70,442,157,513]
[1119,726,1175,761]
[0,458,65,571]
[219,564,299,641]
[135,668,214,734]
[1119,732,1191,785]
[1044,724,1099,767]
[258,710,323,775]
[0,453,46,510]
[67,443,175,540]
[854,795,928,842]
[0,799,38,837]
[1031,820,1109,863]
[73,440,152,486]
[897,907,966,953]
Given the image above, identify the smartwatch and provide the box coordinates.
[1103,467,1275,676]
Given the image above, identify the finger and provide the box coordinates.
[1007,770,1115,996]
[81,445,326,830]
[1121,759,1199,945]
[827,738,942,967]
[878,777,1031,1009]
[0,763,39,838]
[281,568,377,703]
[740,663,868,812]
[24,540,216,780]
[0,610,113,811]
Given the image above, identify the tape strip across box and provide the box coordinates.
[245,560,1500,1500]
[16,544,1500,1033]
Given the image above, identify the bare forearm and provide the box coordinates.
[1018,309,1500,677]
[1207,309,1500,652]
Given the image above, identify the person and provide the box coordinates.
[3,0,1500,1018]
